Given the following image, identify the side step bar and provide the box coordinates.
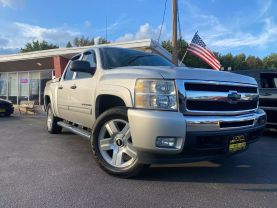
[57,121,91,140]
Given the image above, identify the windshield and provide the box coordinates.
[100,47,175,69]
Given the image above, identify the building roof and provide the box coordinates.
[0,39,172,72]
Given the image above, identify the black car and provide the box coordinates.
[0,98,14,117]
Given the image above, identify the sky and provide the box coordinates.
[0,0,277,57]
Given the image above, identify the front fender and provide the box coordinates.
[95,84,134,107]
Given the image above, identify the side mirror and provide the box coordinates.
[70,60,96,74]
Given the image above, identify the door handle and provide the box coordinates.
[70,84,77,89]
[58,86,63,90]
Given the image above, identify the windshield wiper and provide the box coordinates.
[126,54,154,65]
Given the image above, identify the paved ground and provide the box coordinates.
[0,116,277,208]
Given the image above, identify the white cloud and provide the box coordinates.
[0,22,79,51]
[258,0,272,17]
[212,18,277,49]
[84,20,91,28]
[116,23,165,42]
[0,0,25,8]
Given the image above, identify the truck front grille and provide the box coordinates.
[186,100,258,111]
[178,81,259,115]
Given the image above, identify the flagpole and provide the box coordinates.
[179,31,198,66]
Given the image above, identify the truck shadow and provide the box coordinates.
[138,155,277,185]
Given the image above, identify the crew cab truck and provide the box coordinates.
[44,47,266,178]
[235,70,277,129]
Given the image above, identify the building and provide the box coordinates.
[0,39,172,105]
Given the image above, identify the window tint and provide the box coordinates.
[261,73,277,88]
[63,55,81,81]
[274,78,277,88]
[76,51,97,79]
[100,48,174,69]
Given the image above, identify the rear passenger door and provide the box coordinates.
[69,50,98,127]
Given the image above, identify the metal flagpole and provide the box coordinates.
[179,31,198,66]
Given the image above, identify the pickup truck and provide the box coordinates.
[44,46,267,178]
[235,70,277,129]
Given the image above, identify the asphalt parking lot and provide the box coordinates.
[0,116,277,208]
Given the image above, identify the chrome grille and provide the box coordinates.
[177,80,259,115]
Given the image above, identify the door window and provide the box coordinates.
[76,51,97,79]
[63,55,81,81]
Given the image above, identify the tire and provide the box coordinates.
[46,103,62,134]
[4,113,11,117]
[91,107,148,178]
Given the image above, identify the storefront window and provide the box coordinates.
[0,72,7,99]
[0,70,52,105]
[8,73,18,103]
[19,72,29,103]
[29,72,40,104]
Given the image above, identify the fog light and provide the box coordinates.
[156,137,177,148]
[258,115,267,125]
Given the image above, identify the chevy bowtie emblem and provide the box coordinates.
[227,91,241,103]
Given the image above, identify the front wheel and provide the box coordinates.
[91,107,148,178]
[46,103,62,134]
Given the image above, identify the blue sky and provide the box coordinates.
[0,0,276,57]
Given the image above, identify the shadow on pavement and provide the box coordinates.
[137,155,277,185]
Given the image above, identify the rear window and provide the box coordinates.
[100,48,174,69]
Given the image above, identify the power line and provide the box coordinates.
[158,0,168,43]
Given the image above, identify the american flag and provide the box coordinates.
[187,32,221,70]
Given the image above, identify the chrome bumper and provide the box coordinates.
[127,109,266,154]
[185,109,266,132]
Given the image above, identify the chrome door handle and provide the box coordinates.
[70,85,77,89]
[58,86,63,90]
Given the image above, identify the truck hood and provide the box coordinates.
[160,67,257,85]
[108,66,257,85]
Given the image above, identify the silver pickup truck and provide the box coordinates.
[44,46,266,177]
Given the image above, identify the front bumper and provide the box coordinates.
[128,109,266,164]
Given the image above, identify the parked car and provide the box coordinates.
[0,98,14,117]
[44,47,266,178]
[235,70,277,129]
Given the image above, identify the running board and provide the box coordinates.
[57,121,91,140]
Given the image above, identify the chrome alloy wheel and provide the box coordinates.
[98,119,137,168]
[47,107,53,130]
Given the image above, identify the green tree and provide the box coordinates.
[263,53,277,69]
[20,40,58,53]
[161,38,211,69]
[246,56,263,69]
[66,41,73,48]
[73,36,94,47]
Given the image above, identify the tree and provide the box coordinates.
[66,41,73,48]
[246,56,263,69]
[20,40,58,53]
[73,36,94,47]
[162,38,212,69]
[263,53,277,69]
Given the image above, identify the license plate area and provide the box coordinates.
[229,135,247,153]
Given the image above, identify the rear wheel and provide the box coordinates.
[91,107,148,178]
[46,103,62,134]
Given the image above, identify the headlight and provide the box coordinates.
[135,79,177,111]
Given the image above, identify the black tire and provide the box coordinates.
[91,107,148,178]
[4,113,11,117]
[46,103,62,134]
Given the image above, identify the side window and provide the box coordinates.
[261,73,276,89]
[76,51,97,79]
[63,55,81,81]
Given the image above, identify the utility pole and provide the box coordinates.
[172,0,178,65]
